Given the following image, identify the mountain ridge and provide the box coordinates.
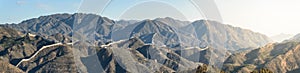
[0,13,278,73]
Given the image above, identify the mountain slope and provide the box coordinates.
[129,20,180,48]
[154,17,190,28]
[4,13,271,51]
[223,41,300,73]
[288,33,300,42]
[5,13,115,44]
[82,37,205,73]
[0,26,78,73]
[0,61,24,73]
[184,20,272,51]
[0,13,278,73]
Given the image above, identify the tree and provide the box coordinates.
[196,64,208,73]
[251,68,273,73]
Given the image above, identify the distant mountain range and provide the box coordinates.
[270,33,294,42]
[1,13,298,73]
[3,13,272,51]
[288,33,300,42]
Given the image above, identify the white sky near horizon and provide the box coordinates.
[1,0,299,37]
[215,0,300,36]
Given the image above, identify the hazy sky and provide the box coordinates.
[1,0,299,36]
[215,0,300,36]
[0,0,80,23]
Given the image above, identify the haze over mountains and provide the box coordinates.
[0,13,298,73]
[271,33,294,42]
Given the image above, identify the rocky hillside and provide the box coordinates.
[223,39,300,73]
[0,26,77,73]
[183,20,272,51]
[0,26,221,73]
[0,13,276,73]
[4,13,272,51]
[81,36,231,73]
